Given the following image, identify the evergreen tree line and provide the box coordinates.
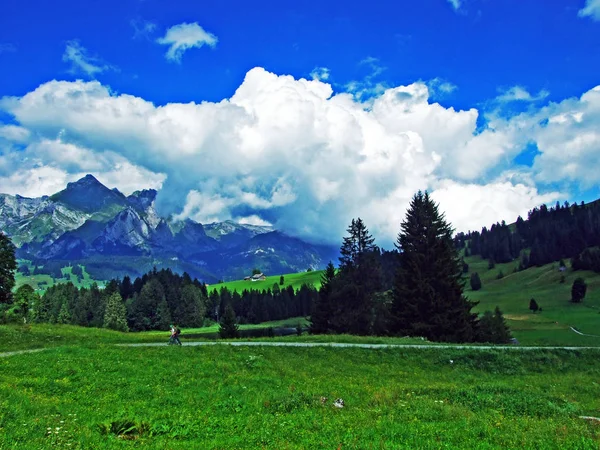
[310,192,511,343]
[16,267,320,332]
[456,200,600,271]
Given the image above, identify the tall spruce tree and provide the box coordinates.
[310,261,336,334]
[391,191,478,342]
[128,278,171,330]
[330,218,381,335]
[174,284,206,327]
[219,303,239,338]
[0,233,16,304]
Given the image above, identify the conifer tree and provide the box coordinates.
[529,298,539,313]
[330,218,381,335]
[13,284,37,321]
[0,233,16,305]
[571,277,587,303]
[477,307,512,343]
[310,261,336,334]
[57,301,71,324]
[128,278,170,330]
[219,303,239,338]
[391,191,478,342]
[173,284,206,327]
[33,292,53,323]
[103,292,129,332]
[470,272,482,291]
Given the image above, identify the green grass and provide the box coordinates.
[0,324,170,353]
[1,341,599,448]
[209,270,324,294]
[14,261,106,293]
[465,255,600,346]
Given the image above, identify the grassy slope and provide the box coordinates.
[208,270,324,294]
[14,262,106,293]
[0,343,599,448]
[465,255,600,346]
[0,324,168,352]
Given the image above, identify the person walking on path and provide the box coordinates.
[169,325,182,345]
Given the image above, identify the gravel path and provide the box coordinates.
[569,326,600,338]
[117,341,600,350]
[0,348,46,358]
[2,342,599,358]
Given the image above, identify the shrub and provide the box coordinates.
[571,277,587,303]
[529,298,539,313]
[470,272,482,291]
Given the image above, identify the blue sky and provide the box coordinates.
[1,0,600,245]
[3,0,600,107]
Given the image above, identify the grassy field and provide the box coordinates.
[0,324,168,353]
[208,270,324,294]
[464,255,600,346]
[14,261,106,293]
[131,317,311,341]
[1,335,599,448]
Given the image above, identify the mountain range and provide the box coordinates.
[0,175,338,282]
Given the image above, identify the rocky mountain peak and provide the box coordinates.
[51,174,127,213]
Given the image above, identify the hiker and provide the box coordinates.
[169,325,182,345]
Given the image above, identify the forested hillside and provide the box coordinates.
[456,200,600,271]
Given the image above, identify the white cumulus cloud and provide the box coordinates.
[310,67,330,81]
[3,67,593,246]
[430,178,561,233]
[579,0,600,20]
[156,22,218,63]
[496,85,549,103]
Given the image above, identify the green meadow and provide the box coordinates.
[2,256,600,448]
[14,261,105,293]
[464,255,600,346]
[1,335,600,449]
[209,270,324,294]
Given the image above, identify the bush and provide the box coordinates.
[470,272,482,291]
[571,277,587,303]
[477,307,512,344]
[529,298,539,313]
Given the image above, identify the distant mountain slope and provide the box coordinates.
[2,175,338,282]
[0,194,91,246]
[204,220,273,248]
